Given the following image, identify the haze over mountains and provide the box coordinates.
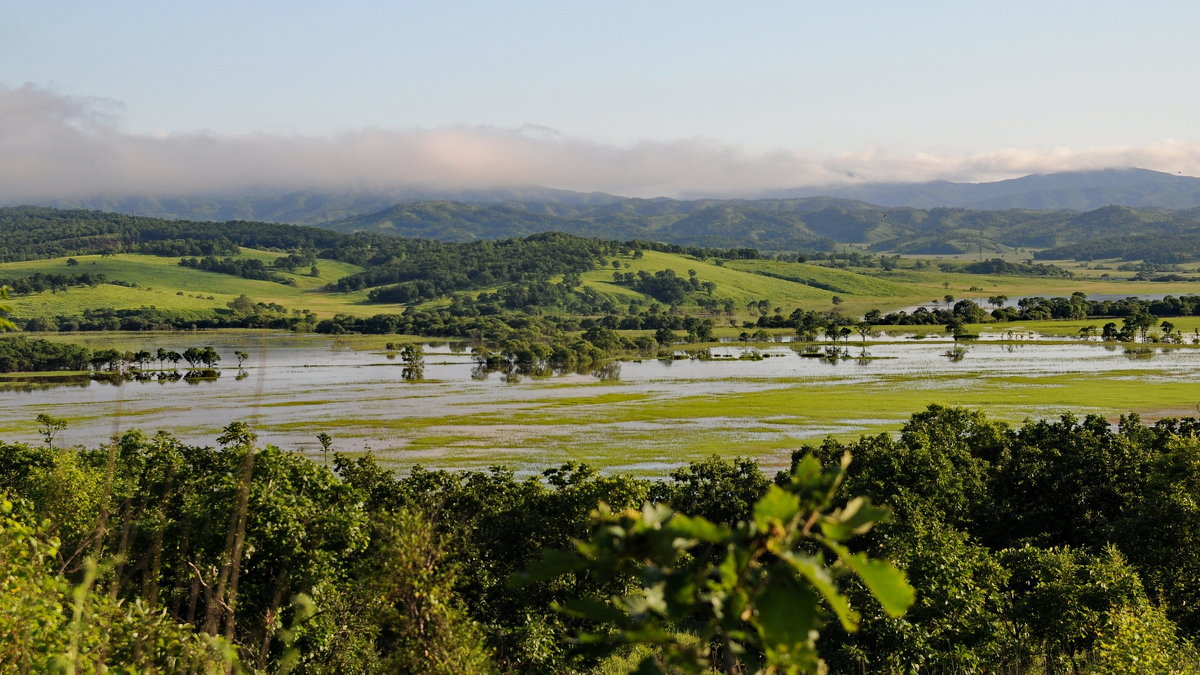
[17,168,1200,226]
[765,168,1200,210]
[12,168,1200,260]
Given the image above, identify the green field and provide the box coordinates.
[5,249,1200,324]
[0,252,392,318]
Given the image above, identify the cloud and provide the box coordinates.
[4,83,1200,201]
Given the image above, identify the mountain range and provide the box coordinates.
[764,168,1200,210]
[16,168,1200,225]
[10,168,1200,261]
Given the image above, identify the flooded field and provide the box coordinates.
[3,332,1199,475]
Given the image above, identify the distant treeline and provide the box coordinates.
[0,271,108,294]
[611,269,716,304]
[0,335,222,373]
[870,293,1200,327]
[1038,232,1200,264]
[7,298,308,333]
[179,256,290,284]
[343,233,620,302]
[962,258,1074,277]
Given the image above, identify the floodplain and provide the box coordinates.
[3,329,1198,476]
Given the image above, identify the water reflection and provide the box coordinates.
[0,368,222,391]
[5,332,1200,464]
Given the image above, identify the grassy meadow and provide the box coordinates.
[4,248,1200,324]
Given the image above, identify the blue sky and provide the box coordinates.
[3,1,1200,197]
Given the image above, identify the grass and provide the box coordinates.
[0,252,404,319]
[6,249,1200,325]
[245,363,1200,475]
[6,324,1200,476]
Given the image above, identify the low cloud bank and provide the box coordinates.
[4,83,1200,201]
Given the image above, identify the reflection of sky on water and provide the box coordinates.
[1,332,1198,471]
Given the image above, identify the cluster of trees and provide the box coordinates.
[346,233,622,303]
[798,405,1200,671]
[745,306,859,338]
[9,299,314,333]
[0,271,109,295]
[467,275,621,315]
[2,407,1197,671]
[1038,232,1200,264]
[270,249,318,272]
[962,257,1074,277]
[611,268,716,304]
[179,256,290,284]
[0,336,225,374]
[0,336,92,372]
[0,207,350,263]
[867,294,1200,334]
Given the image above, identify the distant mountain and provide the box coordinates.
[7,201,1200,263]
[766,168,1200,211]
[20,186,628,226]
[19,168,1200,226]
[317,197,866,248]
[320,196,1200,262]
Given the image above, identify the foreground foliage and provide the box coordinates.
[1,406,1199,672]
[517,454,914,673]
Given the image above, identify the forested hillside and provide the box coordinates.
[12,199,1200,266]
[321,198,1200,258]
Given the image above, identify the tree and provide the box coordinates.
[0,287,15,332]
[945,318,967,338]
[35,413,67,450]
[400,344,424,381]
[199,346,221,368]
[516,454,914,673]
[235,350,249,367]
[316,432,334,466]
[855,321,875,344]
[1123,311,1154,342]
[647,455,769,526]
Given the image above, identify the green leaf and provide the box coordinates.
[820,538,915,618]
[779,551,860,631]
[754,485,801,532]
[665,513,729,543]
[819,496,891,541]
[841,553,915,618]
[752,569,818,650]
[789,454,822,485]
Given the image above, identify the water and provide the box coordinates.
[2,332,1197,474]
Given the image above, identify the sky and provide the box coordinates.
[4,1,1200,199]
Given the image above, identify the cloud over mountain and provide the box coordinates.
[4,83,1200,201]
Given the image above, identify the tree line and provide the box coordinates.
[0,271,109,295]
[179,256,291,284]
[0,336,226,374]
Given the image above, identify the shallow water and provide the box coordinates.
[2,332,1197,474]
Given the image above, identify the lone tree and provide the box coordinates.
[316,432,333,466]
[35,413,67,450]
